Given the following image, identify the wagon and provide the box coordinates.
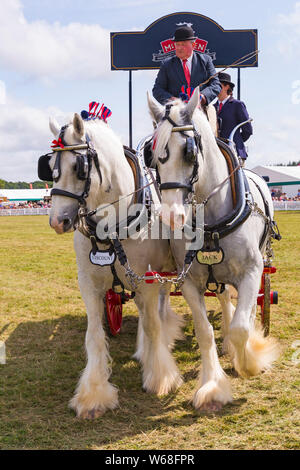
[104,262,278,337]
[104,130,279,338]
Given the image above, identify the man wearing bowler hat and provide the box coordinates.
[152,25,221,106]
[215,72,253,165]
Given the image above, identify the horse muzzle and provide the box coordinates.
[160,191,186,231]
[49,213,76,234]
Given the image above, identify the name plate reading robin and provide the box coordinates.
[89,250,116,266]
[196,249,224,266]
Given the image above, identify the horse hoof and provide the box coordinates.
[197,400,223,413]
[79,408,105,419]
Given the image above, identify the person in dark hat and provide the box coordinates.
[152,25,221,106]
[215,72,253,165]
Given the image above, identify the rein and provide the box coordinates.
[86,180,154,217]
[201,164,241,206]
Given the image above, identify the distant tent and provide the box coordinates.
[0,188,51,202]
[251,166,300,197]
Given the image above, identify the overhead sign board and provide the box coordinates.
[111,12,258,70]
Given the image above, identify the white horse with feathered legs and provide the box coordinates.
[44,113,185,417]
[147,88,280,411]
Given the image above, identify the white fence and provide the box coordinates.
[273,201,300,211]
[0,202,299,216]
[0,208,51,216]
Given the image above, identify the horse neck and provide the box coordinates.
[85,123,135,211]
[194,122,233,222]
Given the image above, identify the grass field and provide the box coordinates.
[0,212,299,450]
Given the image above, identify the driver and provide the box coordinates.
[152,25,221,106]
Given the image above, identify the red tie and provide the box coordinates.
[182,59,191,88]
[219,102,223,113]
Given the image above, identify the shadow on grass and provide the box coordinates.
[1,311,243,449]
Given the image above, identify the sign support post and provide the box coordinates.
[129,70,133,148]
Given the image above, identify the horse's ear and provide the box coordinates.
[73,113,84,138]
[49,117,60,136]
[185,86,200,119]
[147,92,164,124]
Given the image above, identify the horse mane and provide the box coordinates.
[151,99,182,165]
[81,117,124,154]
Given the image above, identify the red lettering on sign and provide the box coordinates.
[193,38,208,53]
[160,37,208,55]
[161,39,176,53]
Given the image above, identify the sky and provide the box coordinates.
[0,0,299,181]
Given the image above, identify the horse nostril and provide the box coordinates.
[63,218,72,232]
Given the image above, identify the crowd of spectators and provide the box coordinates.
[1,191,300,209]
[271,189,300,202]
[0,201,51,210]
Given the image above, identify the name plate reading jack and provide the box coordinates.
[196,249,224,266]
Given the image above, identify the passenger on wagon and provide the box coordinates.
[152,25,221,106]
[214,72,253,167]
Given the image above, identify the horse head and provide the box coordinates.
[147,88,203,230]
[42,113,97,234]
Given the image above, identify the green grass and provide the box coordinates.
[0,212,299,450]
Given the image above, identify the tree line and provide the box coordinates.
[1,160,299,189]
[275,161,300,166]
[0,179,52,189]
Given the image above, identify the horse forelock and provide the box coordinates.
[82,118,112,142]
[152,99,186,165]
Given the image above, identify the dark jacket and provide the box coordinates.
[214,96,253,159]
[152,53,221,105]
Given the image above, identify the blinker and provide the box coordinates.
[38,153,53,182]
[184,137,197,164]
[38,150,90,182]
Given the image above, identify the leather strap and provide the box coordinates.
[160,182,193,192]
[51,188,85,203]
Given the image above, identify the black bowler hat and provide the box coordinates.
[173,25,196,42]
[218,72,235,89]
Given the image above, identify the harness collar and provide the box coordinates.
[77,146,153,244]
[157,106,257,243]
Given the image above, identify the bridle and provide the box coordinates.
[38,124,102,207]
[156,104,202,195]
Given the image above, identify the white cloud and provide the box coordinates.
[0,0,110,81]
[0,81,6,104]
[277,2,300,59]
[0,96,72,181]
[292,80,300,104]
[248,114,300,166]
[112,0,163,6]
[278,2,300,25]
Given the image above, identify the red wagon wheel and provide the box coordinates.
[261,272,271,336]
[105,289,123,336]
[258,266,278,336]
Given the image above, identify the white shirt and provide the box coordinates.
[181,53,193,74]
[218,96,230,108]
